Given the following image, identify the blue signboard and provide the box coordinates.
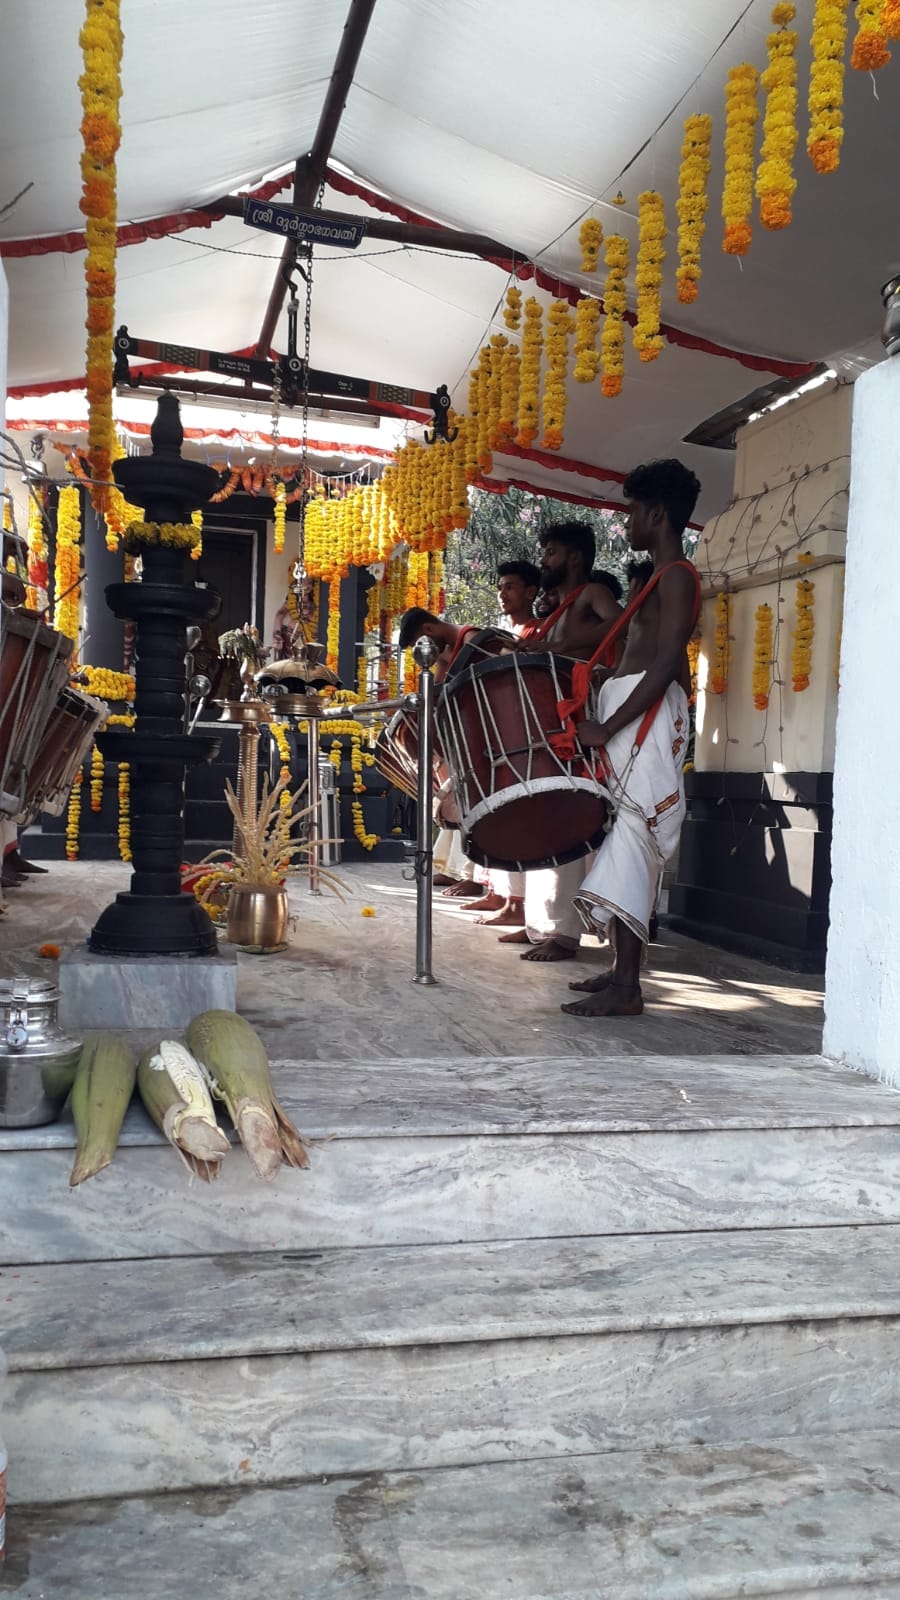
[242,198,367,249]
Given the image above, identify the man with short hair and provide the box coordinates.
[397,608,463,684]
[499,522,621,962]
[563,458,701,1019]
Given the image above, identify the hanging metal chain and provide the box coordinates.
[269,361,282,487]
[296,177,325,577]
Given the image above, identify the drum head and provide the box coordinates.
[464,792,607,873]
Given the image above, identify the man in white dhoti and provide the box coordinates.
[560,458,701,1018]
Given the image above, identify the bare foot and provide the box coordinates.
[498,928,530,945]
[562,984,644,1017]
[478,904,525,927]
[433,874,455,888]
[567,971,613,993]
[442,881,481,899]
[522,938,576,963]
[463,892,504,913]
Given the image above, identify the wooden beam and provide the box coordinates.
[118,372,429,423]
[256,0,378,354]
[207,195,511,262]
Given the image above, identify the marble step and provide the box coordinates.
[4,1431,900,1598]
[2,1053,899,1264]
[4,1227,900,1503]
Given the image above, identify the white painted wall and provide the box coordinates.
[824,359,900,1084]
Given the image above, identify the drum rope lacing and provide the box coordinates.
[0,614,69,815]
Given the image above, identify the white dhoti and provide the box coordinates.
[525,856,593,948]
[490,868,524,900]
[575,673,689,945]
[433,828,476,882]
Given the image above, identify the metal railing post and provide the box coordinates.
[412,635,439,986]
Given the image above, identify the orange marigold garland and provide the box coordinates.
[752,602,774,710]
[756,4,800,232]
[516,297,543,448]
[884,0,900,35]
[633,192,666,362]
[676,114,712,305]
[850,0,891,65]
[79,0,124,521]
[66,770,83,861]
[722,63,761,254]
[54,486,82,653]
[541,300,573,450]
[808,0,851,173]
[326,593,341,673]
[600,235,629,398]
[792,574,815,691]
[578,217,603,274]
[687,628,702,706]
[26,491,49,613]
[573,295,601,383]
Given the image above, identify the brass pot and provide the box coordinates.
[227,885,289,953]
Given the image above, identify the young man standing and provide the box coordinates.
[563,458,701,1018]
[499,522,621,962]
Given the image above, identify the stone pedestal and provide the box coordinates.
[59,945,237,1031]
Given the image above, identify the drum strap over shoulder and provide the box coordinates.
[549,560,701,763]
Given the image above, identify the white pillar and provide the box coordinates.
[824,358,900,1083]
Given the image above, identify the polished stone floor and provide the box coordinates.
[0,858,824,1060]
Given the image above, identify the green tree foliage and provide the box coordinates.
[443,487,630,625]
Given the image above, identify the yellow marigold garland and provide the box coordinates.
[516,297,543,448]
[79,0,123,522]
[687,629,702,706]
[326,594,340,673]
[808,0,850,173]
[54,486,82,654]
[122,520,200,553]
[90,742,104,812]
[600,235,629,397]
[80,665,134,699]
[722,63,761,255]
[190,509,203,562]
[573,295,601,383]
[541,299,573,450]
[269,720,293,814]
[676,114,712,305]
[26,493,49,612]
[792,575,815,691]
[851,0,891,65]
[752,602,774,710]
[66,770,83,861]
[503,284,522,331]
[633,192,666,362]
[406,549,429,610]
[496,342,520,448]
[578,217,603,275]
[756,4,800,232]
[117,762,131,861]
[273,481,286,555]
[710,593,731,694]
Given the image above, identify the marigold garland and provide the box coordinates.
[269,720,293,813]
[752,602,774,710]
[686,628,702,706]
[190,509,203,563]
[676,115,712,305]
[65,769,83,861]
[89,742,104,812]
[756,4,799,232]
[722,63,761,254]
[808,0,851,173]
[496,342,520,448]
[79,0,123,521]
[633,192,666,362]
[792,575,815,691]
[503,284,522,331]
[122,520,200,553]
[574,295,601,383]
[326,594,341,673]
[273,480,286,556]
[54,486,82,655]
[516,297,543,448]
[117,762,131,861]
[541,300,574,450]
[710,593,731,694]
[80,665,134,700]
[851,0,891,65]
[26,492,49,612]
[578,217,603,274]
[885,0,900,35]
[601,235,629,397]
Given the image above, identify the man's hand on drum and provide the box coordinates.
[576,719,608,750]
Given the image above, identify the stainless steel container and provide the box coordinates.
[318,759,342,867]
[0,978,83,1128]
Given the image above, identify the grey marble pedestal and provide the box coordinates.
[58,945,237,1030]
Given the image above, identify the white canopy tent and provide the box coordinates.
[1,0,897,520]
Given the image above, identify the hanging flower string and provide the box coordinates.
[578,217,603,274]
[752,603,774,710]
[326,593,341,673]
[516,297,543,448]
[722,63,761,254]
[686,629,702,706]
[573,295,601,383]
[792,574,816,690]
[503,284,522,331]
[78,0,124,522]
[541,299,573,450]
[756,4,800,232]
[884,0,900,36]
[601,235,629,397]
[80,665,134,699]
[676,114,712,305]
[26,492,49,613]
[65,771,83,861]
[808,0,851,173]
[122,520,200,554]
[117,763,131,861]
[850,0,891,67]
[633,191,666,362]
[90,743,104,813]
[190,509,203,562]
[273,480,286,555]
[710,593,731,694]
